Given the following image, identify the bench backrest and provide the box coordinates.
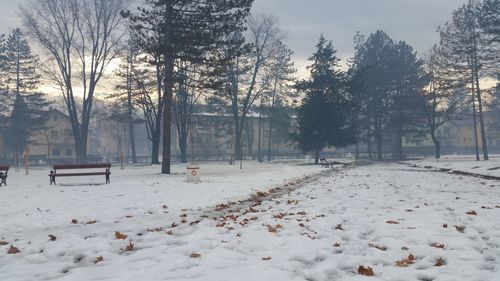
[52,163,111,170]
[0,166,9,171]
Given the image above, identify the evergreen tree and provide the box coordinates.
[4,28,49,144]
[293,35,356,164]
[124,0,253,174]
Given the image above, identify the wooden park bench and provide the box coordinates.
[49,163,111,185]
[0,166,9,186]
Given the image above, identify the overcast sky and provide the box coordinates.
[0,0,466,75]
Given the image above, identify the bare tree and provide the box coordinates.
[218,13,284,160]
[21,0,129,162]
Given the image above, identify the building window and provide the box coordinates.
[65,149,73,156]
[52,149,61,156]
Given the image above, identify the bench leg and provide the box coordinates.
[50,176,56,185]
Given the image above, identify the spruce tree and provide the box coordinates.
[293,35,356,164]
[4,28,49,143]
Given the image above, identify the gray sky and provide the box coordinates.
[1,0,466,75]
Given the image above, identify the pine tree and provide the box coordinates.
[6,28,49,137]
[293,35,356,164]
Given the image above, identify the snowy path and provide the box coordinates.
[1,162,500,281]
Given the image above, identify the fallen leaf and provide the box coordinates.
[386,220,400,224]
[442,223,448,228]
[401,246,409,251]
[273,213,286,219]
[262,257,272,260]
[190,252,201,258]
[466,210,477,216]
[297,211,307,215]
[395,260,409,267]
[85,220,97,225]
[369,243,387,251]
[162,205,168,209]
[0,241,9,246]
[266,224,282,233]
[71,219,78,224]
[216,221,226,228]
[171,222,178,228]
[299,223,305,228]
[431,243,445,249]
[7,245,20,254]
[126,215,133,218]
[335,224,344,230]
[115,231,128,240]
[48,234,57,241]
[435,257,445,267]
[95,256,104,264]
[333,242,341,247]
[455,225,465,233]
[125,241,134,251]
[395,254,416,267]
[357,266,374,276]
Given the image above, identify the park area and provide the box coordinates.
[0,159,499,281]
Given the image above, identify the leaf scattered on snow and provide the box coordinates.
[0,241,8,246]
[125,241,134,252]
[48,234,57,241]
[71,219,78,224]
[435,257,446,267]
[7,245,20,254]
[369,243,387,251]
[431,243,445,249]
[335,224,344,230]
[395,254,416,267]
[114,231,128,240]
[262,257,272,260]
[266,224,282,233]
[190,252,201,258]
[94,256,104,264]
[85,220,97,225]
[333,242,341,247]
[442,223,448,228]
[386,220,400,224]
[357,266,374,276]
[455,225,465,233]
[466,210,477,216]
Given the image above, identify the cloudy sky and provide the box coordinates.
[0,0,466,76]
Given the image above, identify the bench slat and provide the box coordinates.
[49,172,110,177]
[53,163,111,170]
[0,166,9,171]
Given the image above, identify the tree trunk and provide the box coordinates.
[179,132,188,163]
[257,105,263,162]
[161,1,174,174]
[431,134,441,159]
[375,119,382,160]
[471,75,480,161]
[151,132,161,164]
[127,58,137,164]
[314,149,320,165]
[367,117,372,158]
[474,66,488,160]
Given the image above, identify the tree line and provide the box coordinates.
[0,0,498,170]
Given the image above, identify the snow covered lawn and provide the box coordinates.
[1,162,499,281]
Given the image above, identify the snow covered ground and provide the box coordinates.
[405,156,500,178]
[1,161,499,281]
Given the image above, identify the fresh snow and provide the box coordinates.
[1,161,499,281]
[406,156,500,178]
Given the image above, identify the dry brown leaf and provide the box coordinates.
[431,243,445,249]
[455,225,465,233]
[333,242,341,247]
[369,243,387,251]
[442,223,448,228]
[115,231,128,240]
[171,222,178,228]
[273,213,286,219]
[7,245,20,254]
[0,241,9,246]
[466,210,477,216]
[190,252,201,258]
[297,211,307,215]
[71,219,78,224]
[166,230,173,235]
[95,256,104,264]
[266,224,282,233]
[85,220,97,225]
[299,223,305,228]
[335,224,344,230]
[386,220,400,224]
[401,246,409,251]
[435,257,445,267]
[216,221,226,228]
[395,260,409,267]
[262,257,272,260]
[357,266,374,276]
[125,241,134,251]
[48,234,57,241]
